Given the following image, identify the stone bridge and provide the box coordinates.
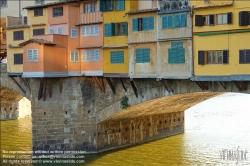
[0,63,250,152]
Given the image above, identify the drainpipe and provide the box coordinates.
[19,0,21,17]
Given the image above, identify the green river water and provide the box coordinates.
[1,93,250,165]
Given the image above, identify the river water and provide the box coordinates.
[1,93,250,165]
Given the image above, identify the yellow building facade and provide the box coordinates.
[102,0,138,77]
[6,7,49,75]
[192,0,250,81]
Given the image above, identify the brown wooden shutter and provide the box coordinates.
[227,12,232,24]
[239,11,250,26]
[239,50,245,64]
[223,50,229,64]
[246,50,250,63]
[209,14,214,25]
[195,15,203,26]
[198,51,205,65]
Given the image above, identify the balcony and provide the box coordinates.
[6,16,29,28]
[77,12,103,25]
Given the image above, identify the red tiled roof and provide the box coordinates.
[129,41,157,44]
[19,38,56,46]
[6,25,30,30]
[23,0,83,9]
[75,21,102,26]
[127,8,158,15]
[32,23,46,26]
[103,45,128,49]
[76,46,103,49]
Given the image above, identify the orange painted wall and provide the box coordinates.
[80,48,103,71]
[48,4,69,25]
[23,43,44,72]
[79,24,103,47]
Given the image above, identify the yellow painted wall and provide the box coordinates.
[103,49,128,74]
[7,28,31,73]
[28,8,49,35]
[192,1,250,76]
[103,0,137,76]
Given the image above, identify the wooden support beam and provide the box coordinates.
[59,78,63,93]
[130,80,138,98]
[106,77,115,94]
[38,78,43,100]
[19,76,31,93]
[10,77,26,94]
[239,81,247,91]
[161,80,173,93]
[43,78,47,101]
[101,77,105,92]
[39,78,45,99]
[195,81,208,91]
[92,76,104,91]
[120,78,127,92]
[49,79,52,98]
[218,81,226,90]
[233,81,242,91]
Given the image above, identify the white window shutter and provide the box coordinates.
[71,29,78,38]
[70,51,75,62]
[75,51,79,62]
[82,50,87,62]
[82,26,86,36]
[91,50,95,61]
[86,50,91,61]
[94,49,100,61]
[91,26,95,36]
[86,26,90,36]
[49,28,54,34]
[94,25,99,35]
[28,50,33,61]
[58,26,63,34]
[33,50,38,61]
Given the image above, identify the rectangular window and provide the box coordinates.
[116,22,127,36]
[100,0,114,12]
[168,42,185,64]
[162,14,186,29]
[27,49,38,62]
[104,23,115,37]
[13,30,24,40]
[206,51,223,64]
[53,7,63,17]
[0,0,7,7]
[136,48,150,63]
[84,2,96,13]
[217,14,228,25]
[239,11,250,26]
[14,54,23,64]
[110,51,124,64]
[82,25,99,36]
[133,17,154,31]
[82,49,100,62]
[239,49,250,64]
[70,51,79,62]
[34,8,43,16]
[33,28,45,36]
[58,26,63,34]
[115,0,125,11]
[49,28,54,34]
[71,29,78,38]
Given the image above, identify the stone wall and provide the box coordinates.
[97,112,184,152]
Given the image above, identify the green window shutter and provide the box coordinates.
[148,16,154,30]
[223,50,229,64]
[111,23,116,36]
[111,52,117,63]
[116,0,125,11]
[180,14,187,27]
[123,22,128,35]
[246,50,250,63]
[143,48,150,63]
[162,16,168,29]
[171,42,178,48]
[168,16,173,28]
[100,0,104,11]
[177,42,183,48]
[136,49,143,63]
[175,14,180,27]
[198,51,205,65]
[132,18,138,31]
[195,15,203,26]
[117,51,124,63]
[104,24,111,36]
[168,48,177,64]
[143,17,149,30]
[177,48,185,63]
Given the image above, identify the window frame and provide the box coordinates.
[206,50,223,64]
[82,49,100,62]
[239,49,250,64]
[14,53,23,64]
[83,2,96,13]
[135,48,150,63]
[104,0,114,12]
[110,51,124,64]
[34,8,43,17]
[27,49,38,62]
[116,22,127,36]
[82,25,99,36]
[58,26,63,34]
[0,0,7,7]
[71,29,78,38]
[168,41,185,64]
[70,50,79,63]
[13,30,24,41]
[33,28,45,36]
[216,13,228,25]
[52,7,63,17]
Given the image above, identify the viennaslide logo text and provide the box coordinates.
[219,146,248,164]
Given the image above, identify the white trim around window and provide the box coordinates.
[70,50,79,62]
[71,29,78,38]
[82,25,99,36]
[27,49,38,62]
[82,49,100,62]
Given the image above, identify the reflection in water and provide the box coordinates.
[1,93,250,165]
